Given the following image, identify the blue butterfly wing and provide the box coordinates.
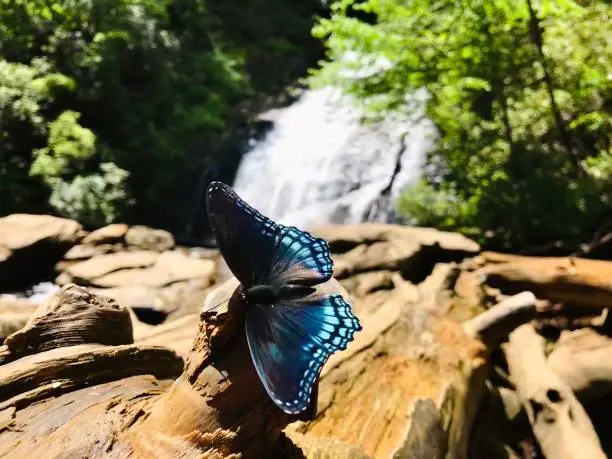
[269,226,333,286]
[208,181,360,413]
[207,181,278,286]
[207,181,333,287]
[245,294,362,414]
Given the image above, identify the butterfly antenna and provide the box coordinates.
[201,296,232,315]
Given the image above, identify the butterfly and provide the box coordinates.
[206,181,362,414]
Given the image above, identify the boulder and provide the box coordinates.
[62,243,121,261]
[59,250,215,289]
[88,286,160,310]
[57,224,130,270]
[313,223,480,280]
[313,223,480,254]
[92,251,216,288]
[57,251,160,285]
[56,249,216,320]
[80,223,128,245]
[136,313,200,355]
[125,225,175,252]
[0,214,83,290]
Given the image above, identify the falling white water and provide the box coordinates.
[232,86,437,230]
[0,281,60,304]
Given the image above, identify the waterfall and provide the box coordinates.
[232,87,437,229]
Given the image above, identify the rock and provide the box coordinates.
[156,278,214,319]
[91,277,212,322]
[89,286,160,310]
[57,249,215,319]
[81,223,128,245]
[57,251,160,285]
[313,223,480,254]
[0,214,83,290]
[51,224,217,319]
[313,223,480,280]
[187,246,220,260]
[78,251,215,289]
[0,246,10,263]
[57,224,129,270]
[156,250,216,282]
[136,313,200,356]
[108,251,212,286]
[332,238,422,278]
[339,270,395,298]
[62,243,122,261]
[0,297,37,343]
[125,225,175,252]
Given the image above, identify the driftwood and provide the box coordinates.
[548,328,612,403]
[0,283,308,458]
[470,251,612,312]
[0,249,546,457]
[285,262,536,459]
[503,324,606,459]
[15,217,612,457]
[463,291,536,349]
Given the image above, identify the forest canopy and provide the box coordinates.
[312,0,612,249]
[0,0,321,228]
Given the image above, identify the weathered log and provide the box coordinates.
[548,328,612,403]
[470,251,612,311]
[503,324,606,459]
[287,268,537,458]
[4,284,133,359]
[0,281,312,458]
[0,224,530,458]
[463,291,536,349]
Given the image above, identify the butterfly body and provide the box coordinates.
[207,181,362,414]
[242,283,317,305]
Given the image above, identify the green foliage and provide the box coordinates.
[31,111,96,179]
[313,0,612,249]
[1,0,323,227]
[0,0,252,224]
[0,58,76,214]
[49,162,131,227]
[0,57,130,225]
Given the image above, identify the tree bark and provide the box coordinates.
[525,0,580,173]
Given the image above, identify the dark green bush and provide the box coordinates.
[2,0,323,227]
[1,0,252,226]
